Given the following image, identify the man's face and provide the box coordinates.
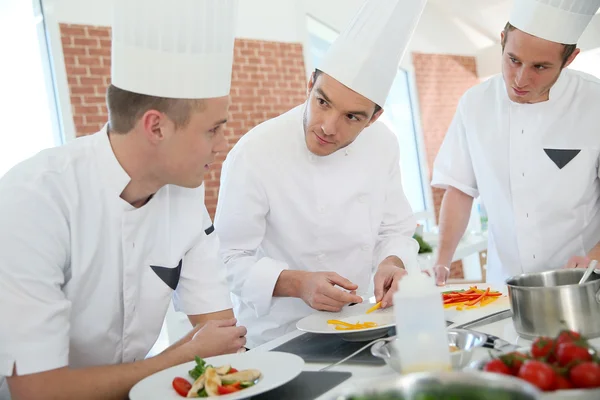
[159,96,230,188]
[501,28,578,104]
[303,72,382,156]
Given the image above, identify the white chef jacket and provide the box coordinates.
[432,69,600,284]
[0,126,231,398]
[215,104,419,347]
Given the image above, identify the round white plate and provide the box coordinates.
[129,351,304,400]
[296,302,395,341]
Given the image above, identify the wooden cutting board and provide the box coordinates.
[440,283,511,327]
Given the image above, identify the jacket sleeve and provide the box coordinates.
[173,195,233,316]
[431,96,479,198]
[0,174,71,376]
[215,146,288,318]
[373,140,420,272]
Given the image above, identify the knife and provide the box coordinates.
[450,309,513,330]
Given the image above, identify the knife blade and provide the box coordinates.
[450,309,513,330]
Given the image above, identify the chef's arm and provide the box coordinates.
[215,149,288,317]
[434,186,474,267]
[188,309,234,327]
[7,346,202,400]
[373,142,420,271]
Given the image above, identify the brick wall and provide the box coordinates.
[60,23,307,217]
[60,24,111,136]
[412,53,480,279]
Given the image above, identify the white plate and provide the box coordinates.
[129,351,304,399]
[296,302,395,341]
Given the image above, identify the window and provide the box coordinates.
[0,0,63,177]
[306,16,427,213]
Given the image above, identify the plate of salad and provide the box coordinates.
[129,351,304,399]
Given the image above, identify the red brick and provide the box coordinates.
[82,96,106,104]
[100,39,111,49]
[60,25,86,37]
[74,37,99,47]
[88,47,111,57]
[85,115,108,124]
[66,66,88,76]
[74,105,100,115]
[76,56,101,66]
[89,67,111,76]
[79,76,104,85]
[71,85,96,95]
[64,55,76,66]
[63,46,87,56]
[87,28,111,38]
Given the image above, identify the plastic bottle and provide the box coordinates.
[392,271,451,373]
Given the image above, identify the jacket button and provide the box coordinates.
[358,195,367,203]
[361,245,369,251]
[317,254,326,261]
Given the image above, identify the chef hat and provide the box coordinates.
[317,0,427,107]
[111,0,238,99]
[509,0,600,44]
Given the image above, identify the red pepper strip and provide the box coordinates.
[466,287,490,306]
[217,382,242,395]
[444,294,485,301]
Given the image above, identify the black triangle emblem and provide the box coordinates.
[543,149,581,169]
[150,259,182,290]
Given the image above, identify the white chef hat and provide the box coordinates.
[111,0,238,99]
[509,0,600,45]
[317,0,427,107]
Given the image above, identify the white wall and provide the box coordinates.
[304,0,486,71]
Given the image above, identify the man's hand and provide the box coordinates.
[299,272,363,312]
[433,264,450,286]
[374,258,407,308]
[563,256,591,269]
[180,318,247,358]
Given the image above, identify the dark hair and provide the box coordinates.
[106,84,205,133]
[501,22,577,67]
[312,69,382,117]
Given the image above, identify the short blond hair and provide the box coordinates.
[106,84,205,133]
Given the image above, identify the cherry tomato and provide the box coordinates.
[556,342,592,367]
[569,362,600,389]
[500,351,529,375]
[518,360,557,391]
[228,367,239,373]
[172,377,192,397]
[556,330,582,346]
[217,382,242,395]
[531,337,555,360]
[554,375,573,390]
[484,359,512,375]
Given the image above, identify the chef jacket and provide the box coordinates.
[432,68,600,284]
[0,125,231,398]
[215,104,419,347]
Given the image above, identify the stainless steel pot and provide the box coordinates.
[332,371,541,399]
[506,268,600,339]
